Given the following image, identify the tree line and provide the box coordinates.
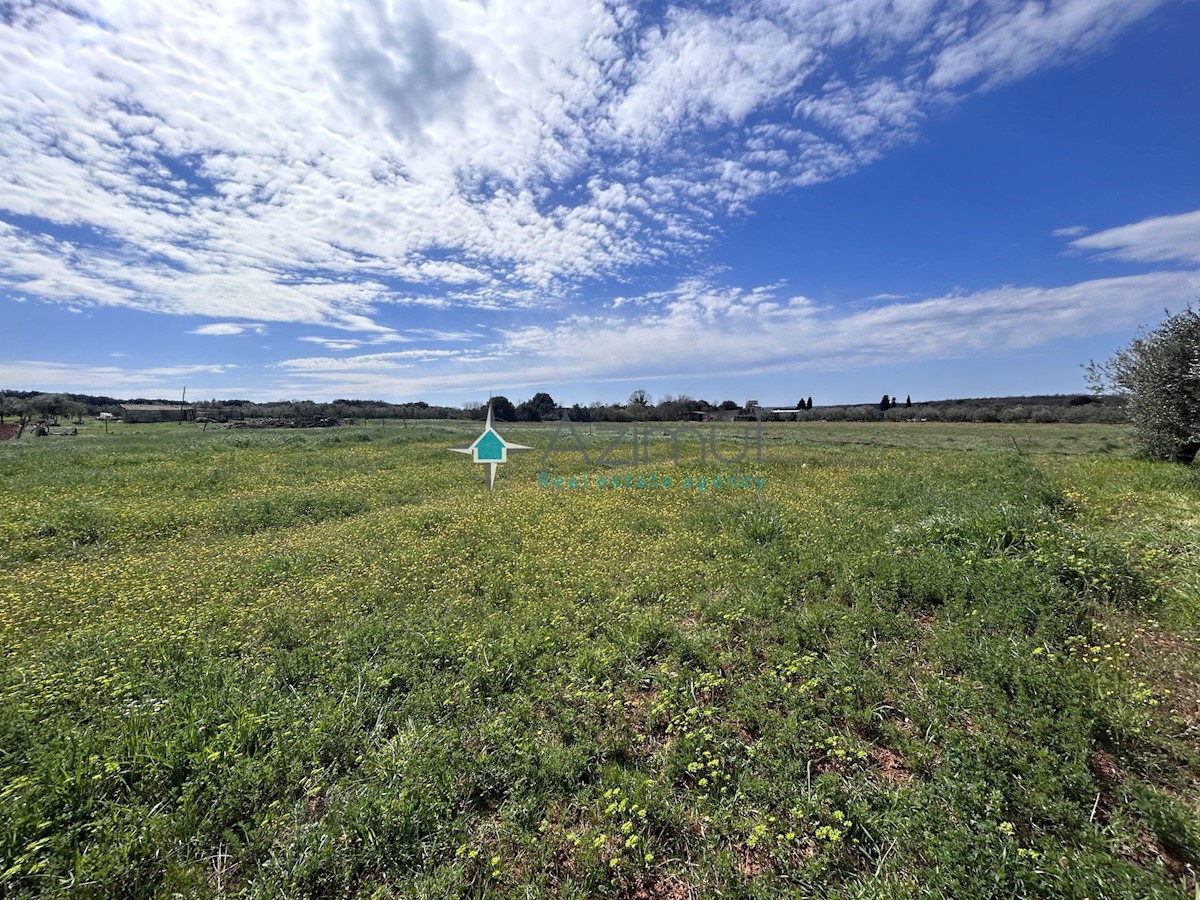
[0,388,1130,429]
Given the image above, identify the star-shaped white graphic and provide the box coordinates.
[449,401,532,492]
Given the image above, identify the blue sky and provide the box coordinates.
[2,0,1198,407]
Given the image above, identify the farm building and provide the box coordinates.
[119,403,195,423]
[691,401,766,423]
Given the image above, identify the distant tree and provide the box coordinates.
[719,400,740,411]
[27,393,67,423]
[291,399,321,420]
[517,392,557,421]
[1086,306,1200,463]
[488,395,518,422]
[65,400,87,424]
[1,396,33,438]
[806,397,813,410]
[652,394,702,421]
[628,389,650,408]
[0,395,21,425]
[880,394,891,411]
[905,395,912,408]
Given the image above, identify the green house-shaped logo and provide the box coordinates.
[471,429,507,463]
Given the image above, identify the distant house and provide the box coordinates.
[119,403,194,424]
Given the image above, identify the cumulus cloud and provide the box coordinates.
[0,0,1172,330]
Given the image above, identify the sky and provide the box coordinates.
[2,0,1199,408]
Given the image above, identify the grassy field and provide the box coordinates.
[2,419,1198,898]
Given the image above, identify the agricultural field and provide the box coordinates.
[2,419,1199,898]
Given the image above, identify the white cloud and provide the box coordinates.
[1052,225,1088,238]
[927,0,1164,91]
[295,328,477,351]
[299,337,365,351]
[0,359,240,396]
[191,322,260,336]
[1068,209,1200,266]
[0,0,1171,328]
[402,328,482,342]
[268,267,1200,398]
[277,349,463,372]
[611,9,813,146]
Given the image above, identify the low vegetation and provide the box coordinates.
[1,420,1197,897]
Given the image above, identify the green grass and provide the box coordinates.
[1,421,1198,897]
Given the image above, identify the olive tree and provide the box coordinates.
[1086,306,1200,463]
[1,396,34,438]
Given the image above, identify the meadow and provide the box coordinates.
[1,419,1198,898]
